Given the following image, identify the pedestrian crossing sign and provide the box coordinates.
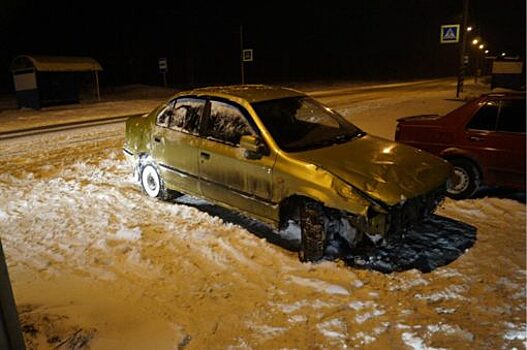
[440,24,460,43]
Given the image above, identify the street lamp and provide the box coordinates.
[484,49,489,54]
[501,52,506,57]
[473,41,485,83]
[467,26,473,32]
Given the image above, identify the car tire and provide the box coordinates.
[140,163,178,201]
[446,158,480,200]
[298,201,326,262]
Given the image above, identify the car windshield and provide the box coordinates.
[252,97,364,152]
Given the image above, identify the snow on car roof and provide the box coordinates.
[189,84,305,103]
[486,91,526,99]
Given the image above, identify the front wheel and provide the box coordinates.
[298,201,327,262]
[446,159,480,200]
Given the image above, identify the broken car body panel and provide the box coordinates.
[124,85,451,239]
[292,135,451,206]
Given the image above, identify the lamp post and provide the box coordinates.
[240,25,245,84]
[457,0,469,98]
[474,42,485,83]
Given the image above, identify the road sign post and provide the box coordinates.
[241,49,253,85]
[439,20,468,97]
[239,25,254,85]
[158,58,168,87]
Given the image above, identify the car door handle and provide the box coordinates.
[200,152,210,160]
[468,136,484,142]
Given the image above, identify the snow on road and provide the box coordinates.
[0,82,525,349]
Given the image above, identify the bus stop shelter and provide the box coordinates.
[491,58,525,90]
[11,55,103,109]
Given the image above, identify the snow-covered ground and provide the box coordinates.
[0,80,525,349]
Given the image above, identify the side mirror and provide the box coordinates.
[240,135,263,160]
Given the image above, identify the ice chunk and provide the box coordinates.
[401,332,447,350]
[290,276,350,296]
[504,322,527,341]
[115,226,142,241]
[278,220,301,242]
[317,318,347,340]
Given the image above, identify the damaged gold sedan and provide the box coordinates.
[123,85,451,262]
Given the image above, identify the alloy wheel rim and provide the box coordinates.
[147,174,157,190]
[448,167,470,194]
[142,166,160,197]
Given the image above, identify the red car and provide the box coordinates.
[395,93,525,199]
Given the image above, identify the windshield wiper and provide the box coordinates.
[333,131,363,143]
[285,131,365,152]
[333,134,353,143]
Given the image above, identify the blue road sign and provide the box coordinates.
[440,24,460,44]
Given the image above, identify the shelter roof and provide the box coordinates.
[11,55,103,72]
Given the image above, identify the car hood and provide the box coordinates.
[292,135,451,206]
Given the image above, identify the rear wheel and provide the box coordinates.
[298,201,327,262]
[446,158,480,199]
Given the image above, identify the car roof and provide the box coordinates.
[186,84,305,103]
[484,91,526,100]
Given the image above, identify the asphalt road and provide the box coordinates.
[0,78,459,139]
[307,78,457,107]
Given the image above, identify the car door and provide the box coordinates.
[198,98,276,220]
[462,98,526,188]
[491,99,526,188]
[151,97,205,196]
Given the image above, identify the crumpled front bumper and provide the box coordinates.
[350,184,446,241]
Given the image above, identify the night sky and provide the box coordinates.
[1,0,525,92]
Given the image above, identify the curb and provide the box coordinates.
[0,113,144,140]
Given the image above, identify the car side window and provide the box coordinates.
[168,98,205,134]
[497,100,526,133]
[206,100,254,145]
[156,102,174,128]
[466,101,498,131]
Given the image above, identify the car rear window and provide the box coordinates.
[169,98,205,134]
[497,99,526,133]
[155,97,205,134]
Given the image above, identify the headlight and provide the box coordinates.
[337,184,356,199]
[336,180,388,214]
